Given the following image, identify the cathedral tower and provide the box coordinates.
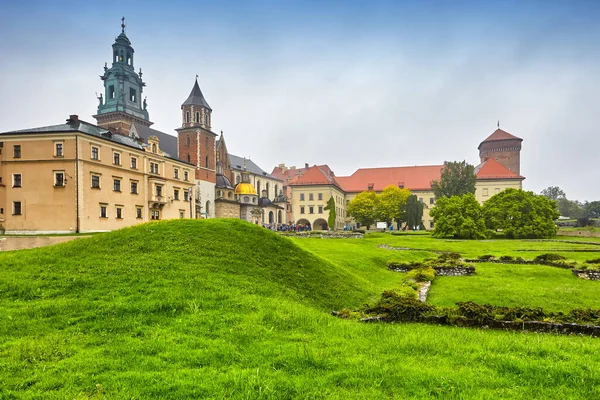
[176,77,217,183]
[478,127,523,176]
[94,18,151,134]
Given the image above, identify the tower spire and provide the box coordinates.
[121,17,125,33]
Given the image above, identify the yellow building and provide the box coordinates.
[0,115,195,234]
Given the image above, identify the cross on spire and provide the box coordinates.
[121,17,125,33]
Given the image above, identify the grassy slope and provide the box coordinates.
[0,221,599,399]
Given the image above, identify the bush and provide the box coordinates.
[478,254,495,261]
[365,293,434,321]
[499,255,514,261]
[534,253,567,262]
[438,252,461,262]
[405,267,436,282]
[586,258,600,264]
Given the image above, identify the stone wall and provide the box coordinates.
[388,265,475,276]
[572,269,600,281]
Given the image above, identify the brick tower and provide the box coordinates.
[478,128,523,176]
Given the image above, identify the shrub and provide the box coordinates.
[365,293,434,321]
[586,258,600,264]
[499,255,514,261]
[478,254,495,261]
[405,267,436,282]
[515,257,525,262]
[534,253,566,262]
[438,252,461,262]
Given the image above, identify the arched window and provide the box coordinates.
[205,155,209,168]
[186,136,190,146]
[152,143,157,153]
[257,180,261,195]
[195,112,199,123]
[205,201,210,216]
[235,175,240,184]
[185,111,190,123]
[187,154,190,163]
[266,182,270,198]
[275,184,279,196]
[205,137,209,148]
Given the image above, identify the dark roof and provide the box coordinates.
[229,154,282,181]
[182,80,212,110]
[216,174,234,189]
[133,123,178,159]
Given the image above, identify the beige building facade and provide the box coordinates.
[0,116,195,234]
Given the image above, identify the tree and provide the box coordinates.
[540,186,566,201]
[323,196,336,229]
[585,201,600,219]
[431,161,476,199]
[375,185,411,226]
[429,193,490,239]
[405,194,424,230]
[557,198,584,219]
[482,189,559,239]
[346,191,378,228]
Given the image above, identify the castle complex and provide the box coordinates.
[0,21,523,233]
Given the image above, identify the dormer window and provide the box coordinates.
[368,183,374,191]
[152,143,157,153]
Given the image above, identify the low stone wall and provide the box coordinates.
[377,244,412,251]
[572,269,600,280]
[388,265,475,276]
[320,232,363,239]
[466,259,574,269]
[418,281,431,302]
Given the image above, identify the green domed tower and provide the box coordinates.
[94,18,152,134]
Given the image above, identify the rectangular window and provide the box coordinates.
[55,143,63,157]
[91,175,100,189]
[318,206,323,214]
[113,152,121,165]
[300,193,305,201]
[116,207,123,219]
[494,188,500,194]
[300,206,305,214]
[309,193,314,201]
[131,157,137,169]
[184,171,189,181]
[91,146,99,160]
[151,210,160,220]
[13,145,21,158]
[309,206,314,214]
[483,188,489,197]
[156,185,162,197]
[368,184,374,191]
[429,198,434,205]
[113,179,121,192]
[179,210,185,219]
[150,162,159,174]
[100,205,107,218]
[136,207,143,219]
[13,201,22,215]
[174,168,179,179]
[129,88,137,102]
[54,172,65,187]
[131,181,138,194]
[318,193,323,201]
[13,174,21,188]
[174,189,180,201]
[184,190,189,202]
[109,85,115,99]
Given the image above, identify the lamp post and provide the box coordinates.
[188,187,193,219]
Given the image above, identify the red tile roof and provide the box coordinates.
[271,165,308,182]
[337,165,444,192]
[480,128,522,144]
[474,158,524,180]
[289,165,343,189]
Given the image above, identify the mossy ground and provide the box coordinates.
[1,220,599,399]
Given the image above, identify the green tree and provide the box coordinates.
[323,196,336,229]
[557,198,584,219]
[346,191,378,229]
[405,194,424,230]
[431,161,476,199]
[482,188,559,239]
[584,201,600,219]
[540,186,566,201]
[429,193,490,239]
[375,185,411,227]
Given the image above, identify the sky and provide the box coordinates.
[1,0,599,201]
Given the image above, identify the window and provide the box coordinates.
[300,206,305,214]
[174,189,180,201]
[318,193,323,201]
[116,207,123,219]
[91,146,99,160]
[483,188,489,197]
[55,143,63,157]
[235,175,240,184]
[184,171,189,181]
[185,111,190,123]
[152,143,157,153]
[368,184,374,191]
[13,145,21,158]
[309,193,314,201]
[318,206,323,214]
[186,136,190,146]
[309,206,314,214]
[13,174,22,188]
[150,162,159,174]
[113,179,121,192]
[91,175,100,189]
[151,210,160,220]
[131,181,138,194]
[54,172,65,187]
[156,185,163,197]
[184,190,189,202]
[205,155,209,168]
[174,168,179,179]
[494,188,500,194]
[430,221,434,229]
[429,198,434,205]
[195,112,199,123]
[113,152,121,165]
[109,85,115,99]
[180,210,185,219]
[300,193,305,201]
[131,157,137,169]
[419,198,424,203]
[129,88,137,102]
[100,205,107,218]
[187,154,191,163]
[205,137,209,149]
[13,201,22,215]
[136,207,143,219]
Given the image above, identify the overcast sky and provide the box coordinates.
[1,0,598,201]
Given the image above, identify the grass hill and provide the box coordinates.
[1,220,600,399]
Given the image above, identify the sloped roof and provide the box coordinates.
[229,154,281,181]
[337,165,444,192]
[290,165,343,189]
[478,129,522,149]
[133,123,178,158]
[474,158,524,180]
[182,79,212,110]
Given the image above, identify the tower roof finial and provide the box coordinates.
[497,120,500,128]
[121,17,125,33]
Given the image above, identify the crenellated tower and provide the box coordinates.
[93,18,151,134]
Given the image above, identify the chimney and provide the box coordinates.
[290,166,296,170]
[305,163,309,169]
[67,114,79,124]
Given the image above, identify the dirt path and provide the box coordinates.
[0,236,90,251]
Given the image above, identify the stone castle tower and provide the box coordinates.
[176,77,217,184]
[93,18,151,134]
[478,128,523,175]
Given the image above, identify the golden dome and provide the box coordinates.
[234,182,257,195]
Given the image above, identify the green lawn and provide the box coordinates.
[1,221,599,399]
